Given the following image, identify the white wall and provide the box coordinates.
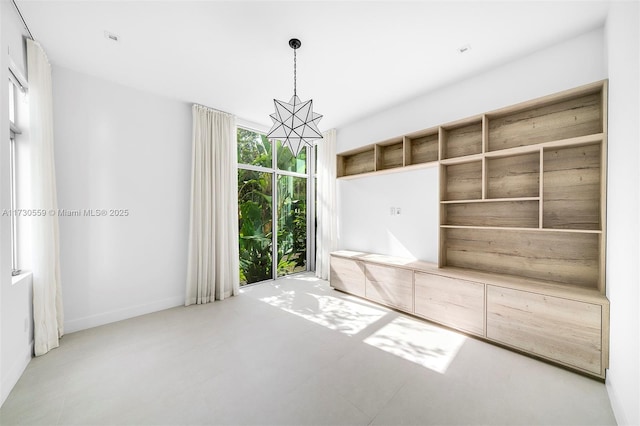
[0,0,33,407]
[337,28,606,259]
[604,2,640,425]
[339,167,439,261]
[52,66,191,333]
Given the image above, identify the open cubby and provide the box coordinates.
[543,143,602,230]
[488,92,603,152]
[441,120,483,159]
[443,200,539,228]
[405,131,438,165]
[337,147,375,177]
[486,152,540,199]
[443,227,600,289]
[442,161,482,201]
[375,139,404,171]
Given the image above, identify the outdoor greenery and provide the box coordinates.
[237,128,307,285]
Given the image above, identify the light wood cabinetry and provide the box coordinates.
[487,92,602,151]
[442,161,483,201]
[443,228,600,287]
[414,272,484,336]
[332,80,609,379]
[487,286,604,375]
[329,255,366,298]
[376,138,404,172]
[441,118,483,159]
[365,263,413,312]
[405,129,439,166]
[439,81,607,295]
[330,251,610,379]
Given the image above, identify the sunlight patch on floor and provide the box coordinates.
[259,291,387,335]
[364,316,466,373]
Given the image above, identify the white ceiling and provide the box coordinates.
[17,1,611,130]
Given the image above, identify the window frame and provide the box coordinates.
[8,72,25,276]
[236,125,316,285]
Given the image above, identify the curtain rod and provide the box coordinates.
[11,0,34,40]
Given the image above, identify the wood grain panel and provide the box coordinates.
[487,286,602,375]
[377,141,404,170]
[443,122,483,159]
[543,143,601,230]
[342,149,375,177]
[408,133,439,165]
[414,272,485,336]
[443,161,482,201]
[487,152,540,198]
[330,256,366,297]
[444,228,599,288]
[444,201,539,228]
[488,93,602,151]
[365,263,413,312]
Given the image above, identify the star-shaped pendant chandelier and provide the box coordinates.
[267,38,323,157]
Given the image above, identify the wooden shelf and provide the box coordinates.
[337,146,375,178]
[483,133,604,158]
[442,161,482,201]
[487,90,603,152]
[486,152,540,199]
[336,81,608,293]
[441,117,483,159]
[543,143,602,230]
[405,129,439,165]
[440,225,602,234]
[439,153,484,165]
[437,81,607,296]
[442,227,600,289]
[375,138,403,171]
[441,197,540,204]
[442,200,539,228]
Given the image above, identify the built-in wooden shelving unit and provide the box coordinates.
[333,80,609,379]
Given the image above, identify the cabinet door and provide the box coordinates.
[414,272,485,336]
[365,263,413,312]
[486,286,602,375]
[330,256,365,297]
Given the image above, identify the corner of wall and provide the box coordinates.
[63,296,185,334]
[0,0,33,409]
[603,2,640,425]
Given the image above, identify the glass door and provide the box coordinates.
[237,128,312,285]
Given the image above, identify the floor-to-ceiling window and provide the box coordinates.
[237,127,314,285]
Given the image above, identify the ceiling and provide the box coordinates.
[16,1,611,130]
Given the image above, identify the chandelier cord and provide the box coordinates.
[293,48,297,97]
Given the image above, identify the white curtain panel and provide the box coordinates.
[27,39,64,356]
[186,105,240,305]
[315,129,337,280]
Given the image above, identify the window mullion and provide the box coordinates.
[272,145,278,281]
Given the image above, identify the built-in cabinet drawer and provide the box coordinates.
[486,286,602,375]
[330,256,365,297]
[365,263,413,312]
[414,272,485,336]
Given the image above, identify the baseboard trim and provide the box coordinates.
[64,295,184,333]
[1,341,33,407]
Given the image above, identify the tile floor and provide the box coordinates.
[0,274,617,425]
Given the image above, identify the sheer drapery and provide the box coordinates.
[185,105,239,305]
[27,39,64,356]
[315,129,337,280]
